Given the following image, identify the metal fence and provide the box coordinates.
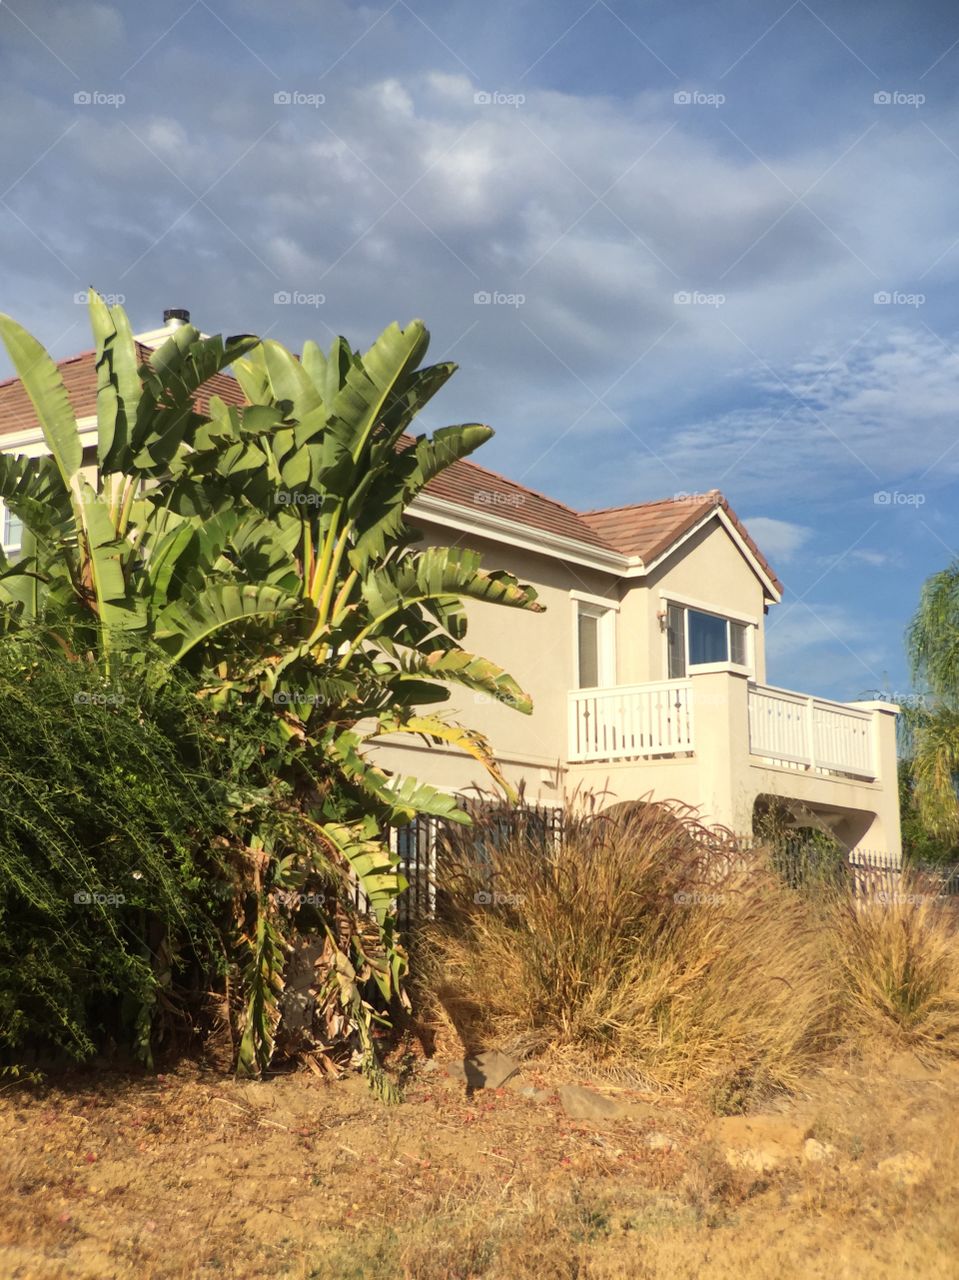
[369,808,959,928]
[388,802,565,930]
[767,839,959,900]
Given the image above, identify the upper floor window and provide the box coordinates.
[666,602,750,678]
[575,599,615,688]
[1,504,23,556]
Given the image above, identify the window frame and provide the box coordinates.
[572,596,616,689]
[1,502,23,555]
[662,595,755,678]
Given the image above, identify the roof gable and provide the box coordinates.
[582,493,783,597]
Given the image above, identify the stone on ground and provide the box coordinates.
[444,1050,520,1090]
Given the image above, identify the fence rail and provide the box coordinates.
[747,683,876,779]
[360,809,959,929]
[568,679,694,763]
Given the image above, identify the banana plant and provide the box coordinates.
[0,297,544,1086]
[0,297,261,667]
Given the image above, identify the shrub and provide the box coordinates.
[832,885,959,1055]
[0,633,241,1065]
[417,804,839,1097]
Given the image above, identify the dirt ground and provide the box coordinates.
[1,1049,957,1280]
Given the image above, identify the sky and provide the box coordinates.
[1,0,958,700]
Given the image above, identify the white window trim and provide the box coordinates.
[0,500,23,554]
[664,598,754,677]
[573,597,616,688]
[570,589,621,612]
[658,589,759,628]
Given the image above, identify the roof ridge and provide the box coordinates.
[584,489,722,516]
[0,347,97,391]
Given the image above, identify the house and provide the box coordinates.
[0,312,902,859]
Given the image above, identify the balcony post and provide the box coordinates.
[804,695,816,770]
[688,668,751,834]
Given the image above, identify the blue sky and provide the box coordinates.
[2,0,958,699]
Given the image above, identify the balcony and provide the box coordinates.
[568,675,884,781]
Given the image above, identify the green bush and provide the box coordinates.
[0,631,272,1066]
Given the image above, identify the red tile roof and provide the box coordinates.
[0,347,780,593]
[412,447,618,552]
[0,343,246,435]
[583,492,782,593]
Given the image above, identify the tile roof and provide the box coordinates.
[582,492,783,593]
[0,347,781,593]
[410,446,618,552]
[0,343,245,436]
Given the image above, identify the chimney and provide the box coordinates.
[163,308,191,328]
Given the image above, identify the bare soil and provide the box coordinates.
[1,1049,957,1279]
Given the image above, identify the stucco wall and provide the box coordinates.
[368,517,622,803]
[634,518,770,683]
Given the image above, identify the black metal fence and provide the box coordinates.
[366,806,959,929]
[388,802,565,930]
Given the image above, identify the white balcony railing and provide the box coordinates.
[747,683,875,779]
[568,679,694,763]
[567,675,879,780]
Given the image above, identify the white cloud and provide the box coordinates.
[741,516,813,562]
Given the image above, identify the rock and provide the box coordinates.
[419,1059,440,1075]
[875,1152,933,1187]
[646,1131,676,1152]
[802,1138,836,1164]
[713,1115,808,1173]
[558,1084,630,1121]
[725,1146,782,1173]
[443,1050,520,1091]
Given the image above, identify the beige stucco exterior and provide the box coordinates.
[371,509,902,859]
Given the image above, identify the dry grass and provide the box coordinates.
[416,806,837,1100]
[417,805,959,1099]
[832,882,959,1056]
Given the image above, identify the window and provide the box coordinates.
[576,602,614,688]
[1,505,22,555]
[666,603,752,677]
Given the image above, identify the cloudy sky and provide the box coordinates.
[2,0,957,699]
